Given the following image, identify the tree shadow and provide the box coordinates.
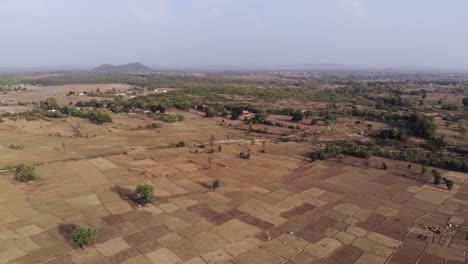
[58,223,76,238]
[57,223,80,248]
[197,181,213,190]
[111,185,139,205]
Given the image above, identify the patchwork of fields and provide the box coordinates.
[1,140,467,264]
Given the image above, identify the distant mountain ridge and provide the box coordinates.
[92,62,154,74]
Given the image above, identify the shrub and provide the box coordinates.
[311,119,318,125]
[212,180,220,189]
[68,226,97,248]
[364,160,370,167]
[172,141,185,148]
[135,184,155,205]
[15,164,36,182]
[382,162,388,170]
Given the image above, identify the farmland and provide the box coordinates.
[0,72,467,264]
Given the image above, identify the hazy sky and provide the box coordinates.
[1,0,467,69]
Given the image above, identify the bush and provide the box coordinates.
[382,162,388,170]
[205,109,216,118]
[240,152,251,159]
[135,184,156,205]
[15,164,36,182]
[311,119,318,125]
[212,180,220,189]
[68,226,97,248]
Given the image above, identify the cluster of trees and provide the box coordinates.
[36,98,113,124]
[377,128,408,141]
[311,141,467,173]
[244,113,300,129]
[309,142,371,161]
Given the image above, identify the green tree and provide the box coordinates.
[135,184,156,205]
[291,111,304,122]
[68,226,97,248]
[443,178,454,190]
[15,164,36,182]
[462,97,468,107]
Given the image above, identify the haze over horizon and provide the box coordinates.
[1,0,467,70]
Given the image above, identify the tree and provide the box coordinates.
[135,184,155,205]
[443,178,454,190]
[382,162,388,170]
[212,180,220,189]
[432,169,442,185]
[68,226,97,248]
[209,135,216,148]
[218,145,222,152]
[15,164,36,182]
[291,111,304,123]
[463,97,468,107]
[408,164,412,169]
[311,119,318,125]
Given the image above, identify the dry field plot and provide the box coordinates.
[1,136,468,264]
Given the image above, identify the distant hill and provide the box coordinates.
[92,62,154,74]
